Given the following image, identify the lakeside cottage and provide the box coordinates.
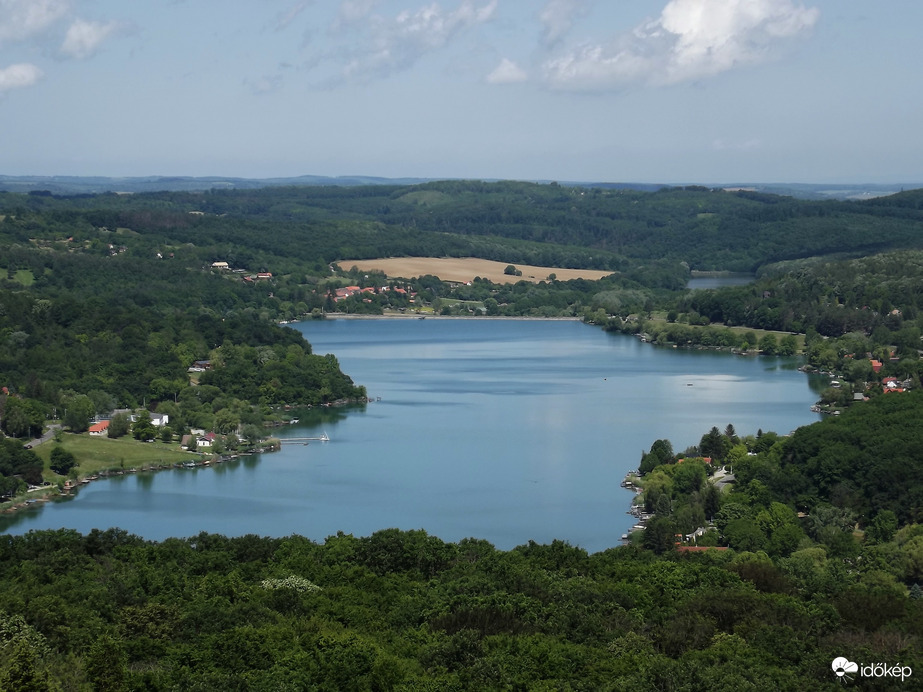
[88,421,109,436]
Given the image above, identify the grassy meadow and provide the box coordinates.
[33,432,194,481]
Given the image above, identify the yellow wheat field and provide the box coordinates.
[339,257,614,285]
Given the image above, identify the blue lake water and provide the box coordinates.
[0,319,825,553]
[686,275,755,290]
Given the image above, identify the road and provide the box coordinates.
[26,423,61,449]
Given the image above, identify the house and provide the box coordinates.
[197,432,217,448]
[334,286,362,301]
[870,359,883,373]
[88,421,109,436]
[211,261,230,270]
[882,377,904,393]
[256,272,273,280]
[150,413,169,427]
[684,527,709,543]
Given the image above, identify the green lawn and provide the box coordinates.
[11,269,34,286]
[33,433,195,480]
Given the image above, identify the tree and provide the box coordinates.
[0,399,32,438]
[672,461,706,496]
[87,389,116,416]
[0,638,49,692]
[699,427,729,461]
[723,424,739,444]
[84,635,127,692]
[160,426,174,443]
[241,424,263,446]
[107,412,130,439]
[49,446,77,476]
[0,398,44,439]
[642,516,676,554]
[758,333,778,355]
[778,334,798,356]
[724,518,766,552]
[214,408,240,435]
[62,394,95,433]
[131,411,156,441]
[866,510,898,544]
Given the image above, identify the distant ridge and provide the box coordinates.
[0,174,917,200]
[0,174,433,195]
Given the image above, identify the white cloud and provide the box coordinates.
[0,62,43,92]
[0,0,69,44]
[60,18,118,59]
[486,57,527,84]
[538,0,589,48]
[334,0,379,28]
[543,0,819,91]
[332,0,498,82]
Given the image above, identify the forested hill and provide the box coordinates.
[5,181,923,273]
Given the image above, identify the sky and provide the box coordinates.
[0,0,920,184]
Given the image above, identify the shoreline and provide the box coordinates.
[316,313,582,321]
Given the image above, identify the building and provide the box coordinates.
[88,421,109,436]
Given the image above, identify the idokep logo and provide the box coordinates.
[832,657,913,683]
[832,657,858,682]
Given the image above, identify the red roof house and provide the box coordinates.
[89,421,110,436]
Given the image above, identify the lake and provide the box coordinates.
[686,274,755,290]
[0,319,825,553]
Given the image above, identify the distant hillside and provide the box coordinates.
[0,174,916,199]
[0,174,433,195]
[4,180,923,273]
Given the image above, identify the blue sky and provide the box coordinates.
[1,0,920,183]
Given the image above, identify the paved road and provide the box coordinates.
[712,467,736,490]
[26,423,61,448]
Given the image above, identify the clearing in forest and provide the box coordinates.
[339,257,614,285]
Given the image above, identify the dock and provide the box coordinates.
[280,432,330,444]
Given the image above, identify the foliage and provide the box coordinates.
[48,446,76,476]
[0,525,917,689]
[0,439,42,488]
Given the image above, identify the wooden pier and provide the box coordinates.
[280,432,330,444]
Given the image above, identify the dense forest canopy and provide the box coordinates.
[5,182,923,272]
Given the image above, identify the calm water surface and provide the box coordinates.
[686,275,755,290]
[1,319,824,552]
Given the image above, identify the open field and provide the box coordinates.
[33,433,194,479]
[339,257,615,284]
